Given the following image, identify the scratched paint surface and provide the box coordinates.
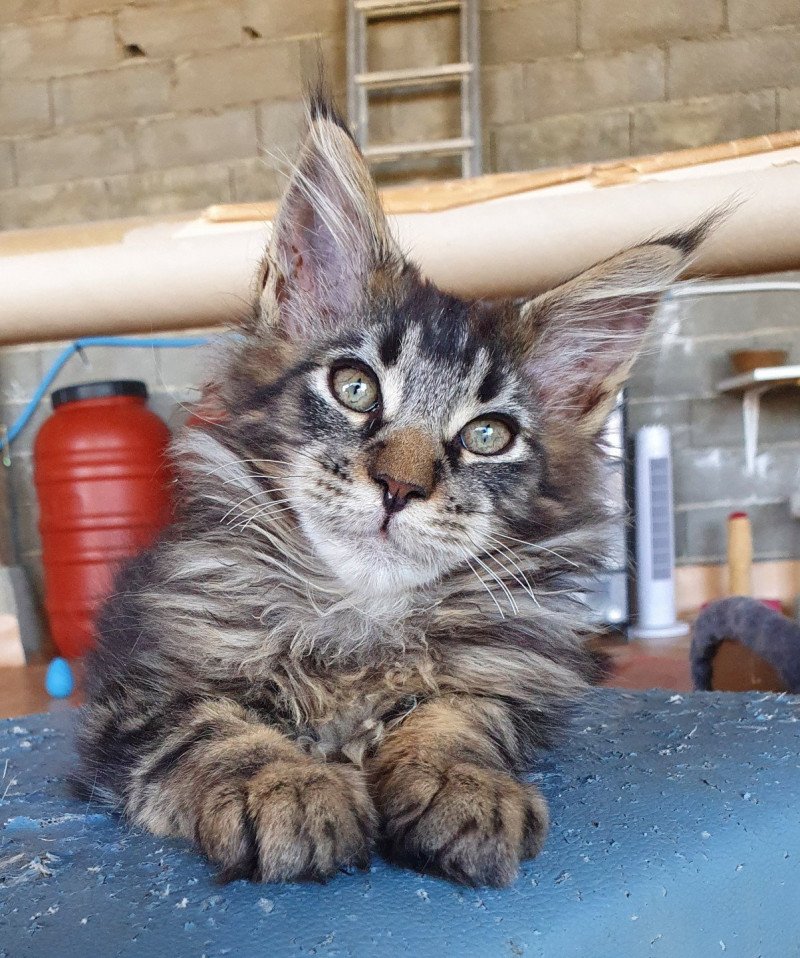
[1,691,798,958]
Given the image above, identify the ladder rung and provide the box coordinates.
[355,63,472,90]
[354,0,462,19]
[363,136,475,161]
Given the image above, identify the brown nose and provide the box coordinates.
[372,473,427,513]
[368,428,437,514]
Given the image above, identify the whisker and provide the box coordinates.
[469,550,519,614]
[478,534,541,609]
[229,499,294,530]
[492,531,581,569]
[459,549,505,619]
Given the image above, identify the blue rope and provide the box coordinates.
[2,335,214,454]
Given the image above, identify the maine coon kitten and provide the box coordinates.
[74,98,708,887]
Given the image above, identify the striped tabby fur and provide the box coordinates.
[74,97,709,887]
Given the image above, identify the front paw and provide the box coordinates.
[380,762,548,887]
[198,760,376,883]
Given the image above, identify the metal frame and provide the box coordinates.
[347,0,482,178]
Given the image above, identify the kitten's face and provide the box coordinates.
[221,102,695,600]
[275,292,540,597]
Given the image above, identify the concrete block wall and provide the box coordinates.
[0,1,799,229]
[627,272,800,565]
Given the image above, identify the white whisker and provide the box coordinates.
[460,549,505,619]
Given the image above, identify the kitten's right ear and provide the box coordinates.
[519,216,717,436]
[259,98,401,340]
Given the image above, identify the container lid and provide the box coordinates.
[51,380,148,409]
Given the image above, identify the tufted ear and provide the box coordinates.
[259,98,400,341]
[520,224,711,436]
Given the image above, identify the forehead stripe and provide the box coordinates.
[378,323,403,367]
[477,359,504,403]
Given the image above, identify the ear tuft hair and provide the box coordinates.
[644,205,729,257]
[258,92,401,341]
[306,88,355,141]
[520,211,721,434]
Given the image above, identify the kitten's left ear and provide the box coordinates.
[520,223,711,436]
[260,98,401,340]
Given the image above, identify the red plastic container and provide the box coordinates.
[33,381,173,658]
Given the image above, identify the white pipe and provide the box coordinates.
[1,154,799,345]
[669,281,800,298]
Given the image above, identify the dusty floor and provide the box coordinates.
[0,636,693,720]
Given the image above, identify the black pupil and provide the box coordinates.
[347,378,367,401]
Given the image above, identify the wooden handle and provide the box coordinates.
[727,511,753,597]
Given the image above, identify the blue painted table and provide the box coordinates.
[1,691,798,958]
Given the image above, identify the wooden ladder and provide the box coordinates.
[346,0,482,178]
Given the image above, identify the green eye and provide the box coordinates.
[330,365,381,413]
[460,417,515,456]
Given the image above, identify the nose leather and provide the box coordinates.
[369,428,437,513]
[373,474,426,513]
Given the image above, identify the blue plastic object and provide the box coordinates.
[1,690,798,957]
[44,657,74,698]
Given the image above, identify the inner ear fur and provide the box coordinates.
[259,98,401,340]
[519,220,716,435]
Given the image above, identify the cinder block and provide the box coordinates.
[626,397,694,435]
[674,277,800,337]
[20,551,45,609]
[0,346,45,404]
[728,0,800,32]
[136,109,258,170]
[256,99,306,164]
[0,178,109,230]
[482,0,578,66]
[366,10,458,72]
[632,91,777,154]
[522,48,665,121]
[778,88,800,131]
[673,443,800,508]
[104,163,231,219]
[0,0,57,24]
[52,62,172,126]
[669,31,800,99]
[491,109,631,172]
[380,88,462,145]
[0,142,14,191]
[153,339,218,391]
[0,80,51,137]
[117,0,243,58]
[1,402,50,458]
[690,393,800,449]
[228,156,283,204]
[0,16,118,79]
[482,65,526,128]
[677,501,800,563]
[57,0,132,12]
[242,0,345,41]
[15,125,137,186]
[6,453,42,559]
[627,333,722,402]
[172,43,301,112]
[298,33,347,100]
[580,0,723,52]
